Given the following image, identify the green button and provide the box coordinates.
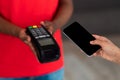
[28,26,33,29]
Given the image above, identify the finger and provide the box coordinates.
[23,36,31,44]
[48,26,54,34]
[44,21,51,25]
[26,35,31,42]
[40,21,49,30]
[40,21,45,26]
[41,21,54,34]
[93,47,101,56]
[92,34,100,38]
[41,21,51,27]
[92,34,108,41]
[92,34,105,41]
[48,30,53,34]
[90,39,104,46]
[92,34,104,40]
[93,53,97,56]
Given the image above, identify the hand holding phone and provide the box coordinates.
[63,22,101,56]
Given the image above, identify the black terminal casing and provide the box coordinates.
[26,25,60,63]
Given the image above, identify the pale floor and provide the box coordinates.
[63,34,120,80]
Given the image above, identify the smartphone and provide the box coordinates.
[63,22,101,56]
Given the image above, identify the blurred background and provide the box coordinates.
[62,0,120,80]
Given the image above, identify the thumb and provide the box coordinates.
[90,40,103,46]
[23,35,31,44]
[40,21,50,27]
[40,21,46,26]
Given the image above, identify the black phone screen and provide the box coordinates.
[63,22,101,56]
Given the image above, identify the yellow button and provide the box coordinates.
[32,25,37,28]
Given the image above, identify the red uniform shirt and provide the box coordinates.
[0,0,64,77]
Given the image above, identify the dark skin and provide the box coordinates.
[0,0,73,55]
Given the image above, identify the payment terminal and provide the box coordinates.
[26,25,60,63]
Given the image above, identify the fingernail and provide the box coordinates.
[90,41,94,44]
[40,21,44,24]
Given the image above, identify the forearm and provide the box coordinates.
[0,16,23,37]
[52,0,73,30]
